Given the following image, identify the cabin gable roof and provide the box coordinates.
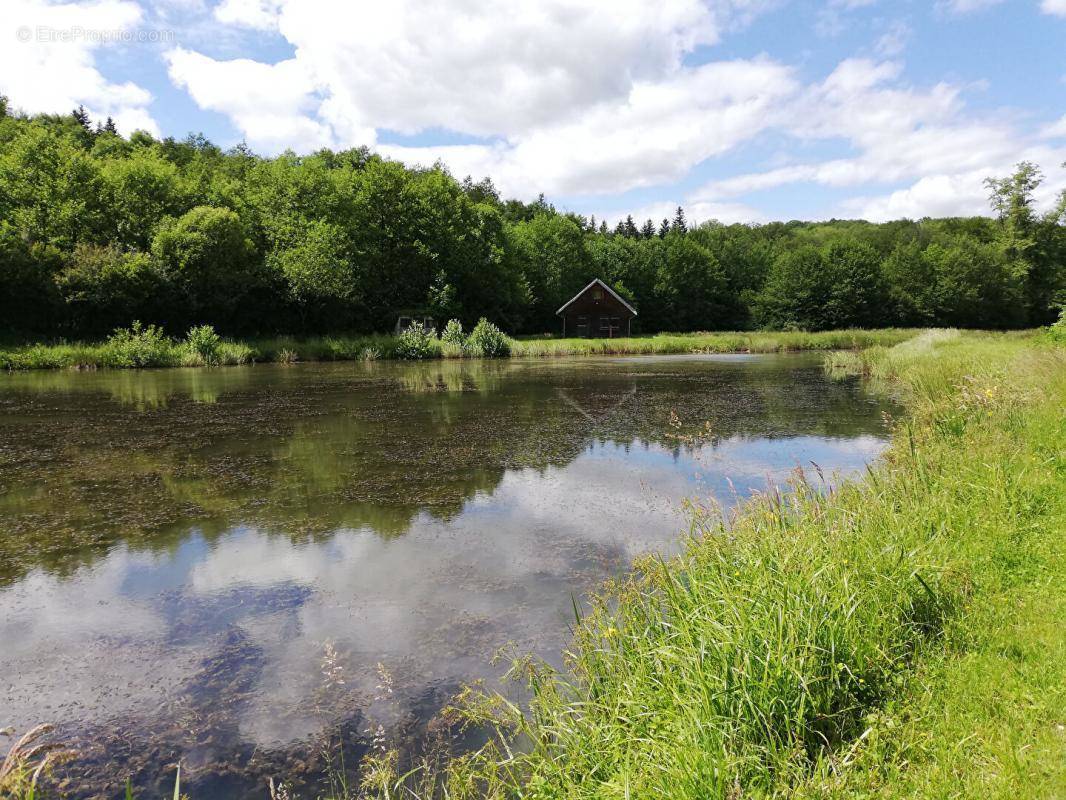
[555,278,637,317]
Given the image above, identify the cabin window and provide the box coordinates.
[596,316,621,338]
[592,288,603,300]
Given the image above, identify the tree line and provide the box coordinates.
[1,96,1063,339]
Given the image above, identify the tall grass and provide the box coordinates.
[353,330,1065,798]
[0,726,71,800]
[510,328,920,358]
[0,324,254,370]
[0,328,920,371]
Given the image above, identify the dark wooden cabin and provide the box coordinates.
[556,278,637,338]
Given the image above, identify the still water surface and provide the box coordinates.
[0,354,897,797]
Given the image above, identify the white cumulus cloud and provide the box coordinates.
[377,58,796,197]
[163,0,790,198]
[688,58,1066,220]
[213,0,283,29]
[165,47,342,152]
[0,0,160,135]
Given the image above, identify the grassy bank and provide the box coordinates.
[510,328,919,358]
[0,328,920,370]
[353,329,1064,798]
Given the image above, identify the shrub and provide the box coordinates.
[103,321,174,367]
[441,318,465,346]
[395,321,440,360]
[1046,307,1066,345]
[465,318,511,358]
[184,324,222,364]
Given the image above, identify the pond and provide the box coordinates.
[0,354,898,798]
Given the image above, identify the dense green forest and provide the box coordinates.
[1,95,1063,339]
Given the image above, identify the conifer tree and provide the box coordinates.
[641,218,656,239]
[672,206,688,234]
[72,105,91,131]
[624,215,639,238]
[659,218,670,238]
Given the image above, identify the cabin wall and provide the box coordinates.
[560,291,634,338]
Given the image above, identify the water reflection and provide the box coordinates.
[0,355,896,798]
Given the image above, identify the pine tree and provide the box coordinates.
[672,206,688,235]
[641,219,656,239]
[614,220,627,236]
[72,105,91,131]
[623,215,639,238]
[599,220,609,235]
[588,215,597,233]
[659,218,670,238]
[103,116,118,135]
[531,192,553,215]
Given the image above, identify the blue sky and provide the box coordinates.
[2,0,1065,224]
